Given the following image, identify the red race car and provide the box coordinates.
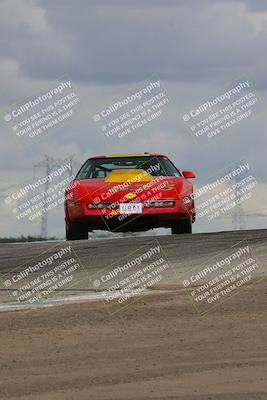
[64,153,196,240]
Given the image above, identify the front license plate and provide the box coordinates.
[119,203,143,215]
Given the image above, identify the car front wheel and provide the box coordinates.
[66,221,88,240]
[171,219,192,234]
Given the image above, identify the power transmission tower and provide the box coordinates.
[34,155,74,238]
[231,163,246,231]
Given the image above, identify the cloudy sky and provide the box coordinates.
[0,0,267,237]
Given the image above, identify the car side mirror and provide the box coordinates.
[182,170,196,179]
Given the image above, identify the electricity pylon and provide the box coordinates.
[34,154,74,238]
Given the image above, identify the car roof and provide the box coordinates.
[89,153,166,159]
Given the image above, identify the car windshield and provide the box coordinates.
[76,156,182,179]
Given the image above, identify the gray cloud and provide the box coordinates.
[0,0,264,87]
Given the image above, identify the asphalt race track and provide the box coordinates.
[0,229,266,308]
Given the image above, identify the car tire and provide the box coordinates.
[171,219,192,234]
[66,221,88,240]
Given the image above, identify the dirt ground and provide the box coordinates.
[0,281,266,400]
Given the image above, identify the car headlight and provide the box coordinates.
[160,183,176,190]
[88,202,117,209]
[88,203,107,209]
[144,201,175,207]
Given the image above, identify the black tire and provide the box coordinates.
[171,219,192,235]
[66,221,88,240]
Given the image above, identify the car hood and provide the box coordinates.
[69,174,193,203]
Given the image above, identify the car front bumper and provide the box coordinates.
[65,199,195,231]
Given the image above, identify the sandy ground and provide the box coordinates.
[0,280,266,400]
